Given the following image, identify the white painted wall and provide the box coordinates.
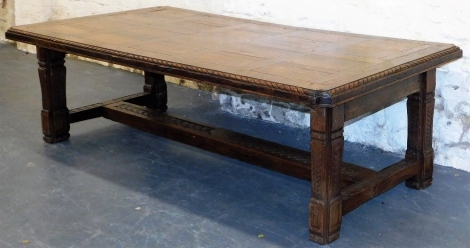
[0,0,14,40]
[6,0,470,171]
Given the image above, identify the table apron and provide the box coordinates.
[343,74,422,122]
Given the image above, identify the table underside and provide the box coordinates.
[68,90,419,216]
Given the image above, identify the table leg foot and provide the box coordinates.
[41,109,70,143]
[309,197,342,244]
[37,47,70,143]
[405,70,435,190]
[43,133,70,144]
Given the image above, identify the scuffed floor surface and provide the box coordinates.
[1,42,470,247]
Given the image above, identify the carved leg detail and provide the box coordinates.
[406,70,436,189]
[37,47,70,143]
[144,71,167,112]
[309,106,344,244]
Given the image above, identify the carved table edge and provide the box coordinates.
[6,28,462,109]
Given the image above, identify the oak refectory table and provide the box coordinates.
[6,7,462,244]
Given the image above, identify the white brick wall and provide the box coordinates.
[5,0,470,171]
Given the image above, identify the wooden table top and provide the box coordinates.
[6,6,462,105]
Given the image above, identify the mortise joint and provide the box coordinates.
[312,91,333,107]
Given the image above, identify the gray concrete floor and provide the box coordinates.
[1,42,470,248]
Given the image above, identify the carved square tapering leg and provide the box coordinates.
[406,70,436,189]
[144,71,168,112]
[37,47,70,143]
[309,105,344,244]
